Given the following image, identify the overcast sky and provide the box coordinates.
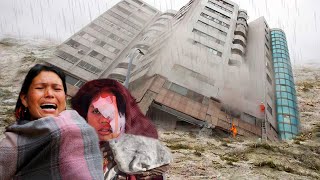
[0,0,319,65]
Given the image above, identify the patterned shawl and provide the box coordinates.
[0,110,103,180]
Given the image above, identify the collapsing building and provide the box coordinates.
[45,0,299,140]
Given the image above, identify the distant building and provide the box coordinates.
[45,0,299,140]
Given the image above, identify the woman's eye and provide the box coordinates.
[92,108,101,114]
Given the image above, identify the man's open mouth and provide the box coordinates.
[40,104,57,110]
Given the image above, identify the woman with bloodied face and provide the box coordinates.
[71,79,172,180]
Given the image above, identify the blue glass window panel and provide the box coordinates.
[285,79,291,86]
[284,124,291,132]
[276,92,281,97]
[277,106,283,113]
[289,108,295,116]
[281,92,288,98]
[287,93,293,100]
[276,85,281,91]
[292,126,298,134]
[278,124,284,131]
[284,69,290,74]
[280,79,285,84]
[291,118,298,125]
[277,99,282,105]
[280,73,285,78]
[283,107,289,114]
[283,116,291,123]
[285,133,293,139]
[281,85,286,91]
[285,74,290,79]
[277,114,283,121]
[288,100,294,107]
[282,99,288,105]
[280,133,285,139]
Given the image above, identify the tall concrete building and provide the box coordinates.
[46,0,299,140]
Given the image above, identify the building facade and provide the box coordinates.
[271,29,299,140]
[46,0,161,95]
[46,0,299,140]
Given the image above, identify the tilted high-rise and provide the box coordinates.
[45,0,299,140]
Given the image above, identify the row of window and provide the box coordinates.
[88,50,111,62]
[278,123,298,134]
[122,1,138,11]
[277,106,298,117]
[204,6,231,20]
[79,31,121,55]
[272,40,288,47]
[273,48,288,55]
[197,20,227,36]
[108,11,142,31]
[91,22,129,45]
[274,67,292,74]
[277,98,297,109]
[271,37,287,44]
[272,49,289,56]
[89,23,110,36]
[271,32,286,39]
[77,60,102,75]
[100,16,135,37]
[65,75,85,88]
[193,40,222,57]
[272,53,289,59]
[273,57,291,64]
[192,28,225,45]
[276,91,296,101]
[275,78,295,87]
[116,5,131,16]
[279,132,296,140]
[208,0,233,14]
[278,115,299,125]
[276,84,296,94]
[200,12,230,29]
[163,82,205,104]
[212,0,234,9]
[275,72,293,80]
[65,39,90,54]
[55,50,79,64]
[272,46,289,53]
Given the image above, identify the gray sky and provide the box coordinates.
[0,0,319,65]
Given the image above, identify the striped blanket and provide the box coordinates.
[0,110,103,180]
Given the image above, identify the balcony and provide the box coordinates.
[231,44,245,55]
[235,25,247,38]
[233,35,246,47]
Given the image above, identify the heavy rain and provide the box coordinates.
[0,0,319,65]
[1,0,320,179]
